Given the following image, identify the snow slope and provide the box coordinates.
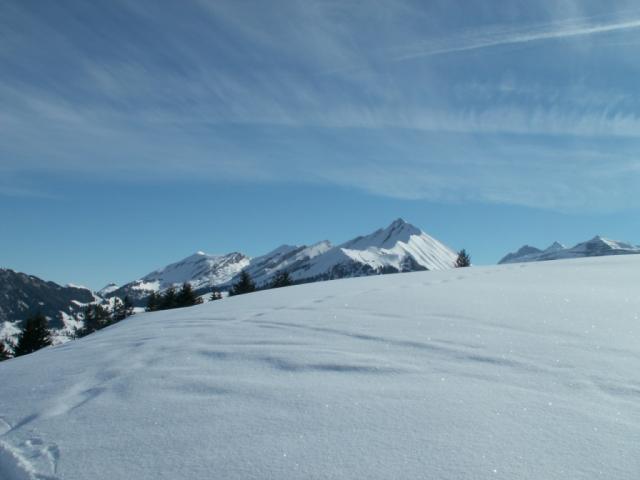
[2,256,639,479]
[499,236,640,264]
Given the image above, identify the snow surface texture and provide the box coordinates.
[1,256,639,479]
[499,236,640,264]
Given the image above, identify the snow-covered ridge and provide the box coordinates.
[1,255,639,479]
[97,283,119,297]
[499,235,640,264]
[107,219,457,301]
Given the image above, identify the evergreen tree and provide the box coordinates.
[455,249,471,268]
[0,341,10,361]
[112,296,135,322]
[160,287,178,310]
[176,282,201,307]
[270,270,293,289]
[14,312,52,357]
[146,291,160,312]
[123,296,134,318]
[112,297,125,322]
[210,290,222,301]
[230,270,256,296]
[78,304,111,337]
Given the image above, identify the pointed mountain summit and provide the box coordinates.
[97,283,119,297]
[341,218,421,250]
[499,236,640,264]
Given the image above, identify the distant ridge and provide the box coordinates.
[107,218,458,303]
[499,236,640,264]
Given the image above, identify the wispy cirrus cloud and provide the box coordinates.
[2,0,640,211]
[393,15,640,60]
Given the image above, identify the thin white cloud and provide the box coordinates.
[394,17,640,59]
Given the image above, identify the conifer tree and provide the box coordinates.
[230,270,256,296]
[146,291,160,312]
[270,270,293,289]
[210,290,222,301]
[123,296,134,318]
[0,341,10,361]
[177,282,201,307]
[161,287,178,310]
[455,249,471,268]
[112,297,125,322]
[79,304,111,337]
[112,296,135,322]
[14,312,52,357]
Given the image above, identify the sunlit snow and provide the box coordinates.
[1,256,639,479]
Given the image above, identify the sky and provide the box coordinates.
[1,0,640,289]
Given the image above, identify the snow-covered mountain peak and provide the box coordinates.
[499,235,640,264]
[341,218,422,251]
[544,242,565,252]
[107,251,250,301]
[97,283,119,297]
[576,236,637,252]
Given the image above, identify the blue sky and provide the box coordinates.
[2,0,640,289]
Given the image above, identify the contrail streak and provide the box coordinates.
[395,18,640,60]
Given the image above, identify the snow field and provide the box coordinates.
[1,256,639,479]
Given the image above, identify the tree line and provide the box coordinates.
[77,296,135,337]
[146,282,202,311]
[145,270,293,312]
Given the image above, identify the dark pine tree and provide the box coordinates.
[113,296,135,322]
[146,291,160,312]
[14,312,52,357]
[210,290,222,302]
[160,287,178,310]
[177,282,202,307]
[230,271,256,296]
[123,296,135,317]
[270,270,293,289]
[112,297,125,322]
[455,249,471,268]
[79,304,112,337]
[0,341,10,361]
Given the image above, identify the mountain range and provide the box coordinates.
[105,218,458,303]
[499,236,640,264]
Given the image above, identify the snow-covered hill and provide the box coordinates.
[1,256,639,479]
[109,218,457,302]
[499,235,640,264]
